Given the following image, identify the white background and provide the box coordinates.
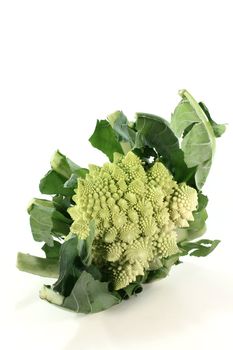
[0,1,233,349]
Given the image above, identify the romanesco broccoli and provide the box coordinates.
[68,152,198,290]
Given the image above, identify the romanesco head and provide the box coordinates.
[68,152,198,290]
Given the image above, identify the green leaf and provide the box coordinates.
[52,195,72,216]
[199,102,226,138]
[169,149,197,185]
[179,239,220,257]
[17,252,59,278]
[171,90,218,189]
[89,119,123,161]
[51,150,82,179]
[133,147,158,163]
[28,199,71,246]
[196,193,208,211]
[182,123,213,167]
[145,267,169,282]
[62,271,120,314]
[53,236,82,296]
[163,253,181,269]
[135,113,179,158]
[183,122,197,137]
[63,174,78,189]
[134,113,195,183]
[40,152,88,196]
[148,257,163,271]
[77,220,96,266]
[145,253,180,283]
[53,222,97,298]
[39,170,74,196]
[42,241,61,259]
[171,99,200,138]
[85,264,102,281]
[63,169,88,190]
[108,111,136,154]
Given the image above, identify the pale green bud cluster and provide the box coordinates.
[68,152,198,290]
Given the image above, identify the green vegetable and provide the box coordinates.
[68,152,198,290]
[17,89,225,314]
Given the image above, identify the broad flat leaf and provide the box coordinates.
[53,236,82,296]
[108,111,136,154]
[75,168,89,178]
[171,90,218,189]
[145,267,169,282]
[63,169,88,191]
[42,241,61,259]
[52,195,72,216]
[134,113,195,183]
[163,253,181,268]
[89,119,123,161]
[182,123,212,167]
[135,113,179,157]
[194,159,212,190]
[199,102,226,138]
[39,170,74,196]
[51,150,83,179]
[40,151,88,196]
[133,146,158,162]
[53,221,97,297]
[63,173,78,189]
[179,239,220,257]
[171,99,200,138]
[63,271,120,313]
[145,253,180,283]
[196,192,208,211]
[28,199,71,246]
[148,257,163,271]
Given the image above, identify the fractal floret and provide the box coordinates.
[68,152,198,290]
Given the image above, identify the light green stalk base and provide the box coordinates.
[17,252,59,278]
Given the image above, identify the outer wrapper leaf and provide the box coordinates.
[135,113,196,184]
[89,119,123,161]
[42,241,61,259]
[39,170,73,196]
[28,199,72,246]
[145,254,180,283]
[62,271,120,313]
[135,113,180,158]
[199,102,226,138]
[53,236,83,296]
[179,239,220,257]
[108,111,136,154]
[171,90,225,189]
[40,150,88,196]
